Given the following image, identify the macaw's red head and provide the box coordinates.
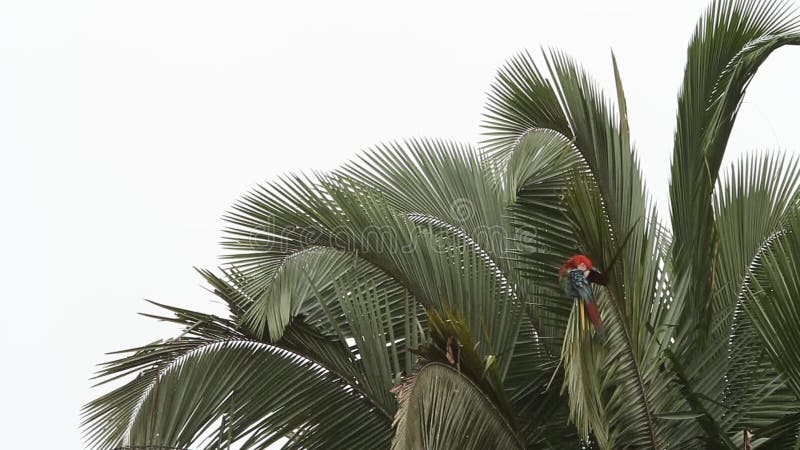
[558,254,593,277]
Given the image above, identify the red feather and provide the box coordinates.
[558,254,593,278]
[584,300,605,339]
[584,300,601,329]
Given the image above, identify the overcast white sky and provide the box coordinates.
[1,1,799,448]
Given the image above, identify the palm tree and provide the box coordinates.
[83,1,800,448]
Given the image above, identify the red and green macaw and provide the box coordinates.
[558,255,607,340]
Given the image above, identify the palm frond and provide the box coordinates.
[338,139,508,258]
[240,247,355,341]
[83,298,396,450]
[669,0,800,346]
[483,46,684,448]
[710,153,800,436]
[122,340,392,450]
[743,212,800,444]
[391,363,525,450]
[745,212,800,397]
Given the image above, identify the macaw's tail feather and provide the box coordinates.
[584,299,606,341]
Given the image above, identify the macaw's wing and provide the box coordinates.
[575,283,593,302]
[587,269,609,286]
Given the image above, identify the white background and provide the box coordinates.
[1,1,799,448]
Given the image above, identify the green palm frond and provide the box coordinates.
[84,320,394,450]
[333,276,424,411]
[709,153,800,436]
[338,139,509,258]
[743,212,800,445]
[715,152,800,320]
[669,0,800,346]
[390,363,525,450]
[240,247,367,341]
[225,148,527,376]
[82,305,247,449]
[197,267,254,321]
[124,340,392,450]
[488,130,579,204]
[565,174,686,449]
[746,213,800,397]
[483,44,684,448]
[660,2,800,445]
[489,130,580,342]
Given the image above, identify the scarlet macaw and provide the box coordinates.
[559,255,607,340]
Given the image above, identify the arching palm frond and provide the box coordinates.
[391,363,525,450]
[481,46,683,449]
[665,1,800,445]
[669,0,800,348]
